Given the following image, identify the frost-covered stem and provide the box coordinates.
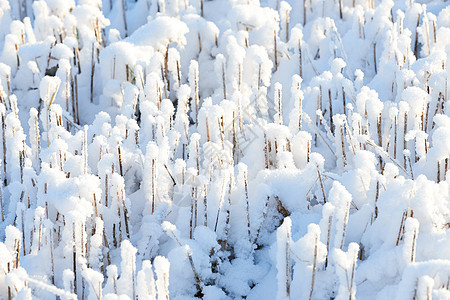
[152,159,156,213]
[176,60,181,87]
[374,180,379,220]
[349,251,357,300]
[122,0,128,37]
[309,233,318,300]
[112,56,116,80]
[403,111,408,169]
[393,115,397,159]
[342,87,346,116]
[223,174,233,249]
[200,0,204,17]
[65,69,70,112]
[221,61,226,99]
[70,69,76,123]
[413,13,420,58]
[75,74,79,124]
[307,139,311,162]
[298,91,303,131]
[274,30,278,71]
[203,184,208,226]
[83,126,88,174]
[373,43,377,74]
[90,43,95,103]
[299,39,303,77]
[405,154,414,180]
[73,223,77,295]
[324,215,332,269]
[254,196,270,245]
[244,170,251,243]
[121,190,130,239]
[285,9,290,42]
[205,116,210,142]
[396,211,407,246]
[275,83,282,125]
[315,90,320,146]
[432,20,437,43]
[0,183,3,221]
[377,113,383,171]
[303,0,307,25]
[75,46,81,74]
[164,45,170,93]
[328,89,334,134]
[1,111,5,185]
[118,143,123,176]
[317,168,326,203]
[276,218,291,299]
[339,123,347,166]
[339,199,350,249]
[437,161,441,183]
[411,226,417,263]
[104,174,109,207]
[45,84,59,147]
[257,64,261,93]
[190,186,196,239]
[190,61,200,125]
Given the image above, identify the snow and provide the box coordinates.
[0,0,450,299]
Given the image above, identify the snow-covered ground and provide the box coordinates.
[0,0,450,299]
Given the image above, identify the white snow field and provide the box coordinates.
[0,0,450,299]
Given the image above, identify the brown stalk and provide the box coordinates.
[274,30,278,71]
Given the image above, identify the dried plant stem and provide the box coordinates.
[254,196,270,245]
[303,0,307,25]
[377,113,383,172]
[317,168,327,203]
[73,222,77,295]
[200,0,204,17]
[403,111,408,169]
[324,215,332,269]
[437,161,441,183]
[120,190,130,239]
[349,252,357,300]
[152,159,156,213]
[299,39,303,77]
[75,74,79,124]
[264,134,269,169]
[223,175,233,249]
[411,226,417,263]
[203,184,208,226]
[0,184,3,221]
[328,89,334,134]
[121,0,128,37]
[413,13,420,58]
[221,61,226,99]
[339,123,347,166]
[309,233,318,300]
[90,43,95,103]
[274,30,278,71]
[284,226,291,298]
[244,171,251,243]
[190,186,196,239]
[118,144,123,176]
[285,9,290,42]
[340,200,350,249]
[373,43,377,74]
[374,180,379,220]
[396,211,407,246]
